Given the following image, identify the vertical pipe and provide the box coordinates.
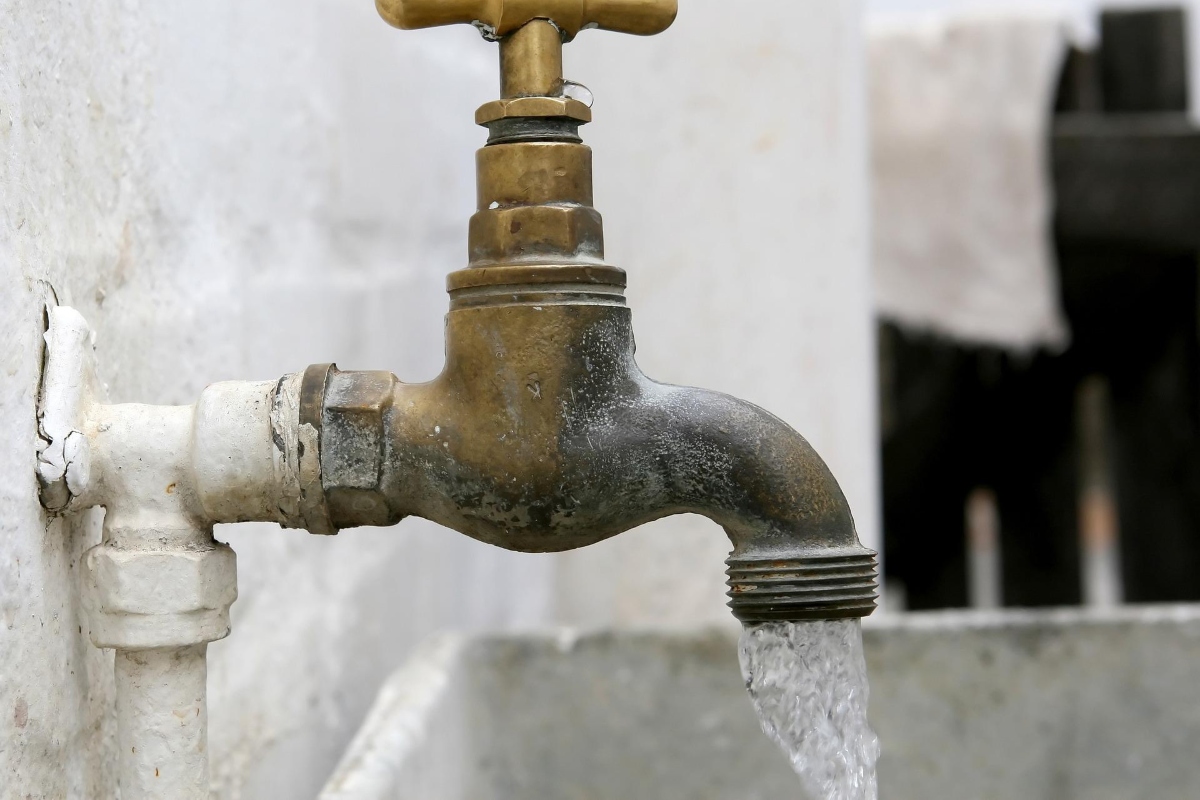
[1077,376,1124,608]
[500,20,564,98]
[115,646,210,800]
[966,487,1002,609]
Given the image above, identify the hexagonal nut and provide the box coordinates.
[475,97,592,126]
[469,205,605,265]
[83,543,238,650]
[476,142,593,208]
[321,370,397,492]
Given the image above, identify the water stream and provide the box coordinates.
[739,620,879,800]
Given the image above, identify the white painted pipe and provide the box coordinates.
[193,378,306,527]
[37,306,313,800]
[115,646,210,800]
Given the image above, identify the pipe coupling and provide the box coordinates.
[83,537,237,650]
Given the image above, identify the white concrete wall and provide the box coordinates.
[0,0,874,796]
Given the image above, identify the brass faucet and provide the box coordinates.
[298,0,878,623]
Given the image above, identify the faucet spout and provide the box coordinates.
[302,276,876,623]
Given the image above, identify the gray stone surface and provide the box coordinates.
[323,606,1200,800]
[868,606,1200,800]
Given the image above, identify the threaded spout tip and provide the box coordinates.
[727,549,878,623]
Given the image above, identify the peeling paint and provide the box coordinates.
[35,307,101,514]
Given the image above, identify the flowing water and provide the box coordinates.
[739,620,879,800]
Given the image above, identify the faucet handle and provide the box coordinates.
[375,0,677,40]
[377,0,676,99]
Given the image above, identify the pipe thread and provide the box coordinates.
[727,551,878,622]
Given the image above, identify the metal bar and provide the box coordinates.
[966,488,1002,610]
[115,646,210,799]
[1076,376,1124,608]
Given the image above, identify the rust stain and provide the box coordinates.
[753,131,779,153]
[165,483,177,495]
[13,697,28,729]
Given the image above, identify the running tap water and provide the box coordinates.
[740,621,879,800]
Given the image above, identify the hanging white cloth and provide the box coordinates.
[870,13,1071,350]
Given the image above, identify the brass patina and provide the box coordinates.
[300,1,878,623]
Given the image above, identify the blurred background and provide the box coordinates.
[869,0,1200,612]
[2,0,1198,797]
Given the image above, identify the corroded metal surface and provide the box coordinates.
[314,8,879,622]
